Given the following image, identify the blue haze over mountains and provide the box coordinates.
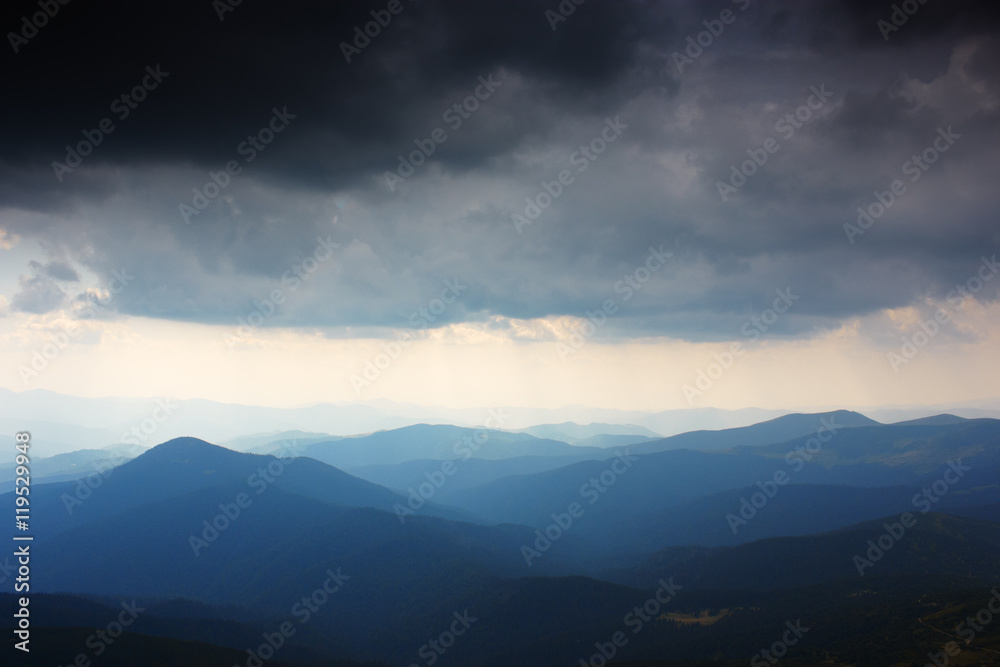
[4,395,1000,665]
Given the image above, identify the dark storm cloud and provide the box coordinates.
[12,273,66,314]
[1,0,667,174]
[1,0,998,339]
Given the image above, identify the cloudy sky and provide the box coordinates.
[1,0,998,412]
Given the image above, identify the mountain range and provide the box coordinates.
[3,409,1000,665]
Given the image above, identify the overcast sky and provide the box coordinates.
[1,0,998,411]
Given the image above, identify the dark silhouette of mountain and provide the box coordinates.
[18,482,639,664]
[533,576,1000,667]
[12,437,473,543]
[299,424,606,468]
[0,592,345,666]
[629,409,878,454]
[31,483,591,598]
[16,441,597,612]
[2,626,304,667]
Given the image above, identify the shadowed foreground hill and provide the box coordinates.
[3,626,389,667]
[5,627,291,667]
[612,512,1000,591]
[0,593,385,667]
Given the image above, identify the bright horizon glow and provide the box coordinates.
[2,299,999,412]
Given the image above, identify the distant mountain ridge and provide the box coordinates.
[517,421,661,444]
[221,429,341,453]
[630,409,879,454]
[443,415,1000,557]
[0,447,140,492]
[298,423,611,468]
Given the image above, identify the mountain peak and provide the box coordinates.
[144,436,222,452]
[891,413,968,426]
[130,437,244,466]
[772,409,879,427]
